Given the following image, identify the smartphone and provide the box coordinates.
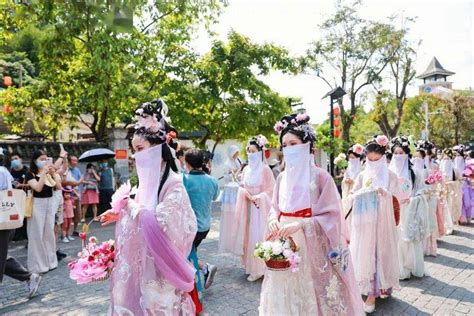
[46,157,53,166]
[59,144,65,152]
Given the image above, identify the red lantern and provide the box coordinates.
[3,105,12,114]
[334,128,341,138]
[333,106,340,116]
[334,117,340,127]
[264,149,271,159]
[3,76,12,87]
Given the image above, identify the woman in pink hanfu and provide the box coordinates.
[260,113,364,316]
[349,135,401,314]
[100,99,198,315]
[229,135,275,282]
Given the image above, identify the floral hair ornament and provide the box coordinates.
[274,112,316,144]
[375,135,389,147]
[390,136,411,154]
[134,99,170,142]
[352,144,364,155]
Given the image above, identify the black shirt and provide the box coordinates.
[10,166,29,184]
[25,172,53,198]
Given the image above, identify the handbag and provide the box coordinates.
[0,189,27,230]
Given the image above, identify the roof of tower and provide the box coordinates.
[417,57,455,79]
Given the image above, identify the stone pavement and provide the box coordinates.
[1,212,473,315]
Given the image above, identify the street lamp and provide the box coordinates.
[322,87,346,177]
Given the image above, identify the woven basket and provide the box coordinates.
[91,270,111,283]
[264,237,297,272]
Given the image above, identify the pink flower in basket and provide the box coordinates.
[68,237,115,285]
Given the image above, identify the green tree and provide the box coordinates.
[0,0,224,141]
[168,31,295,154]
[302,0,403,142]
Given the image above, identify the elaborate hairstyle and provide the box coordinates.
[133,99,175,145]
[443,148,455,160]
[390,136,411,156]
[247,135,268,152]
[133,99,178,174]
[274,112,316,152]
[365,135,389,156]
[347,143,364,158]
[417,140,435,156]
[453,144,466,156]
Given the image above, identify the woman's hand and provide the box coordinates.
[100,210,119,226]
[267,219,280,240]
[344,178,354,185]
[278,222,303,238]
[377,187,386,196]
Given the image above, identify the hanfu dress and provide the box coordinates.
[342,158,362,224]
[259,143,364,316]
[218,146,242,253]
[440,160,462,232]
[460,177,473,224]
[350,155,400,298]
[109,145,198,315]
[230,153,275,277]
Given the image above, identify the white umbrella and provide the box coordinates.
[79,148,115,162]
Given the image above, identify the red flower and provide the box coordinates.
[79,233,87,240]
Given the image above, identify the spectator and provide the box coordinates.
[183,149,219,290]
[25,150,62,274]
[98,160,114,214]
[66,155,83,236]
[81,163,100,220]
[61,187,75,242]
[10,152,29,241]
[176,145,189,174]
[0,148,42,298]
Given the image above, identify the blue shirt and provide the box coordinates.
[69,167,82,193]
[183,170,219,232]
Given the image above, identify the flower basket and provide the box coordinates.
[255,237,300,272]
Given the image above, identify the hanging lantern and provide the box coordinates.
[333,106,340,116]
[334,117,341,127]
[264,149,271,159]
[3,76,12,87]
[334,128,341,138]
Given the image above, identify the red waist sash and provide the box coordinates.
[279,208,312,220]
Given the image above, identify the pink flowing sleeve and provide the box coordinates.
[256,166,275,203]
[268,173,282,223]
[155,178,197,256]
[306,168,345,249]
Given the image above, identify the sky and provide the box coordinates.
[192,0,474,124]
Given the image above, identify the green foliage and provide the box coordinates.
[168,31,294,153]
[0,0,225,141]
[402,93,474,147]
[303,0,403,142]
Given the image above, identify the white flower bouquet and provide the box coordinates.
[254,238,300,272]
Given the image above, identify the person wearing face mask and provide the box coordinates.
[460,162,473,224]
[10,152,30,241]
[453,145,466,173]
[98,159,115,215]
[440,148,463,229]
[25,150,62,274]
[389,137,429,281]
[218,145,242,254]
[99,99,199,315]
[348,135,401,313]
[341,144,364,221]
[260,113,364,316]
[229,135,274,282]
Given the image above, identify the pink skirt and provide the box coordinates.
[81,189,99,205]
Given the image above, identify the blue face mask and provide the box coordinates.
[11,159,22,169]
[36,160,46,169]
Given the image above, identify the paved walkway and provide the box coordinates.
[1,213,473,315]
